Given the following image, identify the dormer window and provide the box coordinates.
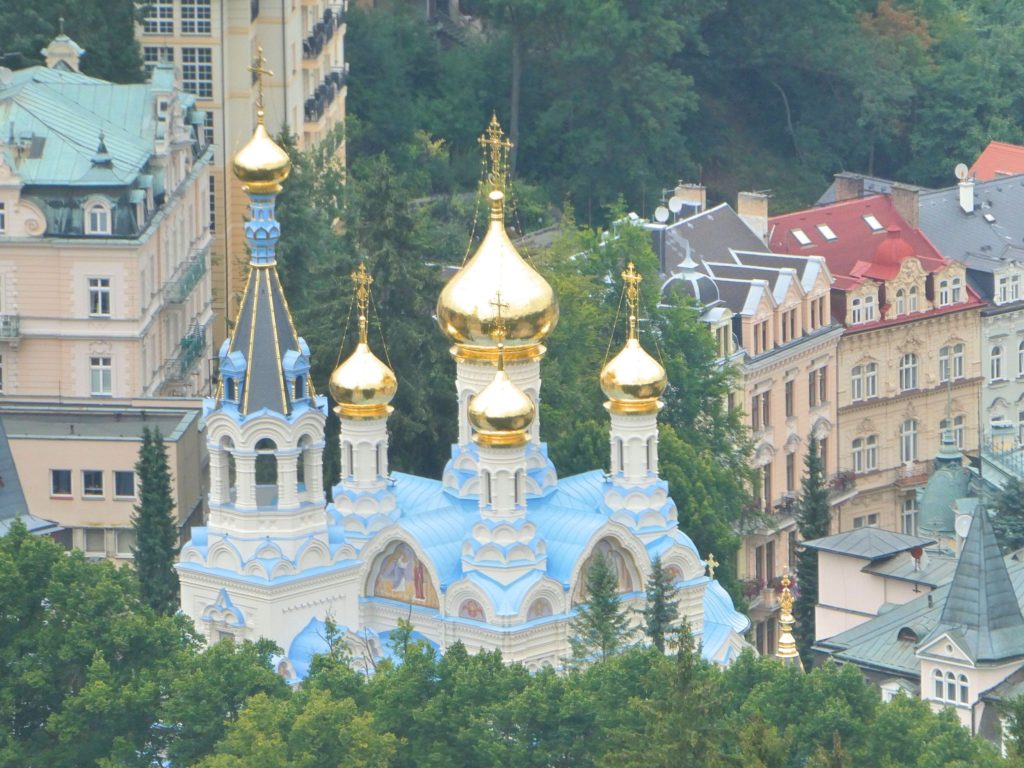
[895,288,905,316]
[225,377,237,401]
[86,202,111,235]
[851,297,862,324]
[864,295,875,321]
[863,214,884,232]
[909,285,919,312]
[951,276,962,303]
[791,228,811,246]
[939,279,949,305]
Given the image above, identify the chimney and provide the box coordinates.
[890,184,919,229]
[737,191,769,242]
[674,183,706,214]
[959,178,975,214]
[833,172,864,203]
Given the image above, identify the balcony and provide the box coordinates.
[0,313,19,340]
[829,469,856,504]
[164,247,208,304]
[165,324,208,382]
[302,6,345,60]
[894,460,929,487]
[304,67,346,123]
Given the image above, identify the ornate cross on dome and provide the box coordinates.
[478,114,512,193]
[705,552,719,579]
[622,261,642,338]
[352,263,374,343]
[249,45,273,122]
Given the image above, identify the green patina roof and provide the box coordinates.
[0,63,193,188]
[917,464,972,535]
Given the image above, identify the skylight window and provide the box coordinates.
[817,224,838,241]
[984,212,996,223]
[791,228,811,246]
[863,214,883,232]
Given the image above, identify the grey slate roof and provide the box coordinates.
[647,203,767,275]
[229,266,303,417]
[862,551,958,588]
[0,417,59,536]
[801,527,936,561]
[923,508,1024,663]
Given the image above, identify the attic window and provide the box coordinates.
[984,213,996,223]
[817,224,837,241]
[863,214,884,232]
[791,228,811,246]
[897,626,918,642]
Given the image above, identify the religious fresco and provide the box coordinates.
[572,538,638,603]
[665,564,684,584]
[526,598,553,620]
[458,599,486,621]
[372,542,439,608]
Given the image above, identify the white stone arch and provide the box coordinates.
[295,537,331,570]
[753,441,776,466]
[254,539,283,559]
[518,576,566,621]
[445,580,495,623]
[658,542,704,581]
[209,539,243,571]
[358,527,444,606]
[244,560,268,579]
[811,416,833,440]
[569,524,649,603]
[270,560,296,579]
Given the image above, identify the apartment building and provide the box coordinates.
[137,0,347,344]
[771,192,984,536]
[0,37,213,398]
[649,192,843,657]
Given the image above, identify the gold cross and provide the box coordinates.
[351,263,373,342]
[705,552,719,579]
[489,290,510,344]
[478,113,513,193]
[622,261,642,338]
[249,45,274,119]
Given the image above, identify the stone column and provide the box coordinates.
[234,452,257,509]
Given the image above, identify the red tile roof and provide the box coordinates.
[970,140,1024,181]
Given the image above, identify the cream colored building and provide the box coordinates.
[0,41,213,399]
[137,0,347,343]
[771,194,984,536]
[0,398,206,560]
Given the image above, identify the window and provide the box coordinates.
[143,46,173,75]
[785,380,794,418]
[293,375,304,400]
[82,470,104,498]
[791,228,811,246]
[755,540,775,583]
[853,513,879,528]
[817,223,837,241]
[182,48,214,99]
[820,437,829,473]
[863,214,884,232]
[208,175,216,233]
[86,203,110,235]
[89,277,111,317]
[953,344,964,379]
[909,285,919,312]
[940,415,966,449]
[959,674,969,705]
[751,391,770,431]
[951,277,962,303]
[0,202,5,233]
[818,366,828,404]
[851,365,863,401]
[84,528,106,554]
[999,276,1009,303]
[116,529,137,556]
[762,391,770,428]
[90,356,112,395]
[992,345,1005,381]
[895,288,905,316]
[865,434,878,471]
[941,344,964,382]
[900,419,918,463]
[1013,275,1022,302]
[852,437,864,474]
[947,672,956,703]
[181,0,212,34]
[939,279,950,305]
[808,369,818,407]
[203,112,215,148]
[851,297,862,324]
[902,496,918,535]
[762,462,772,512]
[933,669,944,699]
[142,0,173,34]
[866,362,877,398]
[939,346,950,383]
[899,353,918,392]
[114,470,135,498]
[225,377,236,401]
[51,469,72,496]
[864,295,875,322]
[786,452,795,491]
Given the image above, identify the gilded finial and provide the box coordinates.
[779,571,793,613]
[351,263,374,344]
[776,568,803,668]
[479,113,513,195]
[622,261,642,340]
[706,553,719,580]
[249,45,273,124]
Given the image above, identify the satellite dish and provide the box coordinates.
[654,206,670,223]
[910,546,923,561]
[668,196,683,213]
[955,514,973,539]
[955,163,969,181]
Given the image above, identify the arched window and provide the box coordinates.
[615,438,624,474]
[646,436,656,473]
[225,377,237,401]
[865,434,878,471]
[864,294,876,321]
[939,346,951,383]
[851,365,863,401]
[951,276,962,303]
[933,669,944,699]
[514,469,524,506]
[850,297,862,324]
[939,279,950,305]
[953,343,965,379]
[899,353,918,391]
[909,285,919,312]
[293,375,304,400]
[895,288,905,316]
[992,345,1004,381]
[940,415,966,449]
[86,201,111,235]
[483,470,492,505]
[900,419,918,463]
[958,674,969,704]
[865,362,878,397]
[255,437,277,486]
[343,442,353,479]
[946,671,956,702]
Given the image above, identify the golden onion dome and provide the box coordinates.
[437,190,558,354]
[232,114,291,192]
[600,336,667,414]
[329,318,398,419]
[468,351,535,446]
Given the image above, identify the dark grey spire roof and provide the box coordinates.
[929,509,1024,662]
[0,417,60,536]
[228,266,303,416]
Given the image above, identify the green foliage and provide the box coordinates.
[990,477,1024,554]
[794,436,830,668]
[132,426,180,615]
[641,556,679,653]
[569,554,632,664]
[0,0,143,82]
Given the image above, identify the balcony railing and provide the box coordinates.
[304,67,346,123]
[0,314,19,339]
[165,247,208,304]
[165,324,208,382]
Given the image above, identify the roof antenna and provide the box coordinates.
[58,16,65,35]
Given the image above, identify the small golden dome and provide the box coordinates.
[232,117,291,193]
[600,337,667,414]
[329,337,398,419]
[437,191,558,352]
[468,355,535,446]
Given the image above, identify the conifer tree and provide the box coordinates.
[132,426,180,614]
[794,436,830,667]
[642,556,679,653]
[569,553,631,664]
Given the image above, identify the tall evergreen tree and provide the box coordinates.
[794,436,830,667]
[990,476,1024,554]
[132,426,180,615]
[641,556,679,653]
[569,553,631,664]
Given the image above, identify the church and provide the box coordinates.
[177,95,749,678]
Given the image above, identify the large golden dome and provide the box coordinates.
[600,337,667,414]
[329,338,398,419]
[468,354,535,446]
[437,190,558,354]
[232,116,291,193]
